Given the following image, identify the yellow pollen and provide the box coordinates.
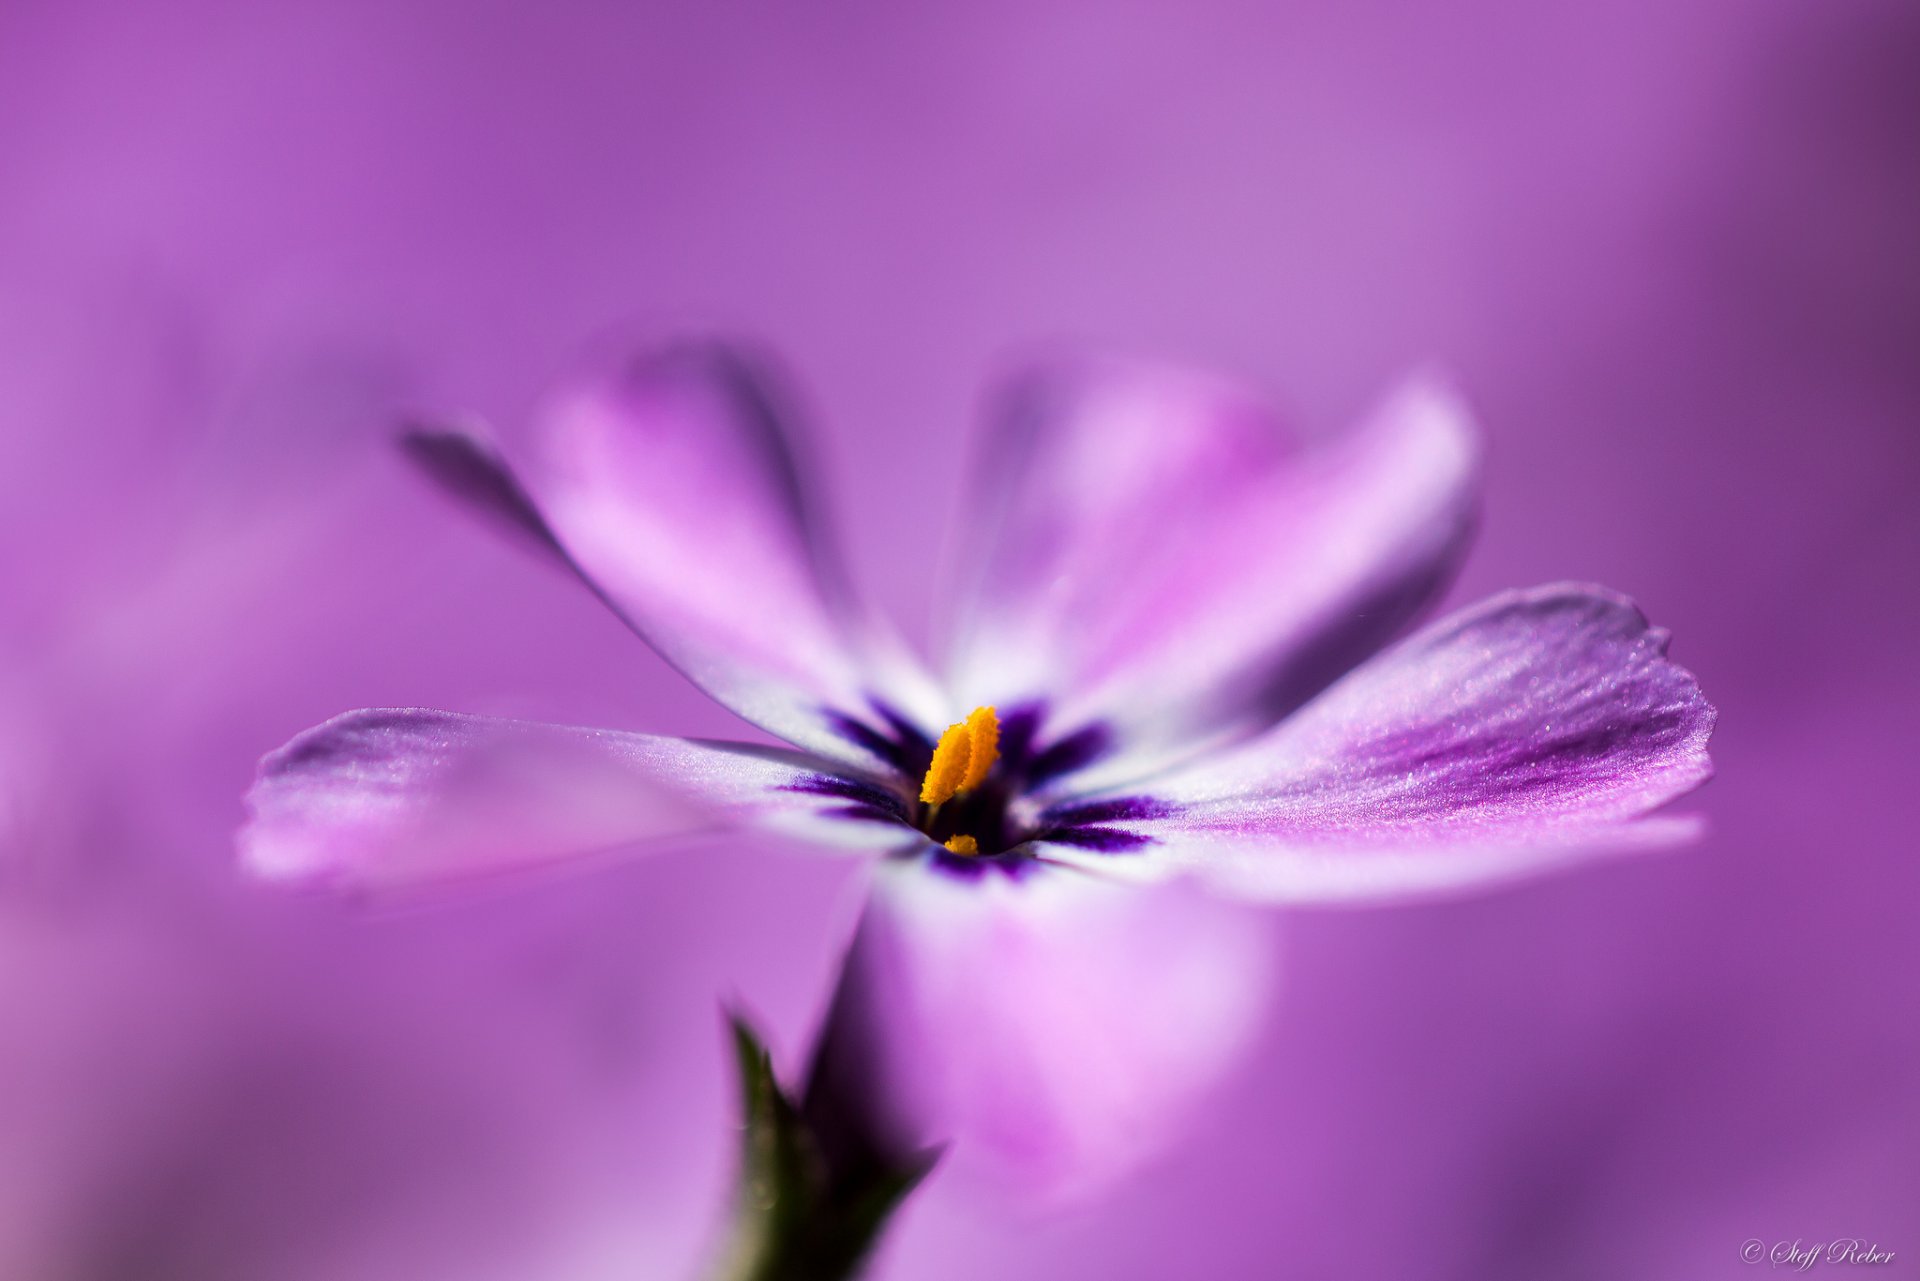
[943,835,980,856]
[918,705,1000,807]
[960,705,999,792]
[919,723,971,806]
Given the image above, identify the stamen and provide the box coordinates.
[943,835,980,856]
[920,722,972,806]
[917,705,1000,807]
[960,705,999,792]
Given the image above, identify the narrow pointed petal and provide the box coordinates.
[1039,585,1715,902]
[240,709,909,891]
[399,421,569,561]
[821,854,1271,1205]
[941,359,1477,785]
[414,342,942,764]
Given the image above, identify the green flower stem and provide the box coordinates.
[705,1013,937,1281]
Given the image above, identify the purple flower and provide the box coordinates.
[239,342,1714,1200]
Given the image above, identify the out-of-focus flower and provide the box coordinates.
[240,342,1714,1200]
[0,292,697,1281]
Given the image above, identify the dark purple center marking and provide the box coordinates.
[798,700,1176,871]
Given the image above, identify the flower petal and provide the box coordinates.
[414,342,943,763]
[941,358,1478,787]
[240,709,911,890]
[399,421,570,562]
[814,852,1271,1205]
[1040,585,1715,901]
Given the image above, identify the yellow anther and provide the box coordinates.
[960,705,999,792]
[920,722,972,806]
[918,705,1000,807]
[943,835,980,856]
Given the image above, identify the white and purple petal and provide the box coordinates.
[1037,585,1715,902]
[813,852,1272,1205]
[940,358,1478,790]
[240,708,914,891]
[406,342,944,766]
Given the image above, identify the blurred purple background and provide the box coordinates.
[2,1,1916,1278]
